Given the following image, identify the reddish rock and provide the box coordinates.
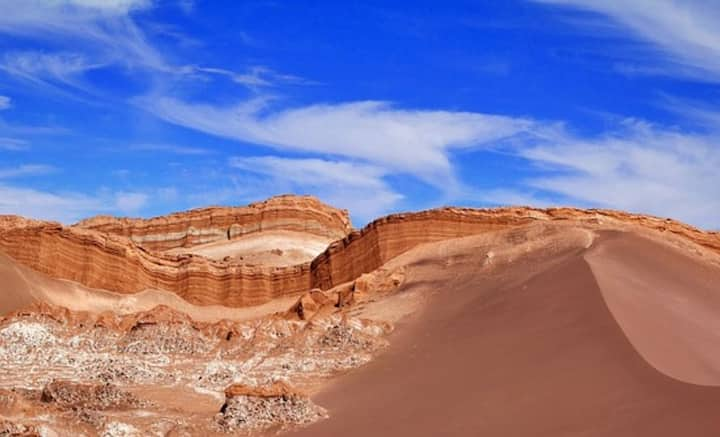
[224,381,300,399]
[1,195,719,308]
[288,289,332,320]
[74,194,351,251]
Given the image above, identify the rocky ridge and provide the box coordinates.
[74,195,351,251]
[1,197,719,308]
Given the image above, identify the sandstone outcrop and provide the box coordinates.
[287,289,333,321]
[1,196,719,308]
[74,195,352,251]
[217,381,325,432]
[5,301,250,343]
[224,381,299,399]
[0,218,314,306]
[309,206,720,289]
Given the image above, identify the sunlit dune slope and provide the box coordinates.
[292,229,720,437]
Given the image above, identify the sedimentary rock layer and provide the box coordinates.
[74,195,352,252]
[0,222,311,307]
[309,206,720,289]
[1,198,719,308]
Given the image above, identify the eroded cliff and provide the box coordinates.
[75,195,352,252]
[1,196,719,308]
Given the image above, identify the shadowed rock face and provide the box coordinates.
[1,195,719,308]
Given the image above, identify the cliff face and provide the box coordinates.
[310,206,720,289]
[74,195,352,252]
[0,221,313,307]
[1,197,719,308]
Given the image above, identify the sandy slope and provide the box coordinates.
[0,252,36,314]
[291,231,720,436]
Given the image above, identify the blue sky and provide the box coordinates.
[0,0,719,228]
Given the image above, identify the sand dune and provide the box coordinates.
[292,231,720,436]
[587,231,720,386]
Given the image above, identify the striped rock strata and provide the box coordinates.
[74,195,352,252]
[1,196,719,307]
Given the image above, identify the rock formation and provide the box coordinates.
[1,195,719,308]
[217,381,326,433]
[0,294,389,435]
[3,200,720,436]
[75,194,352,251]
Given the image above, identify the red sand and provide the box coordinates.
[588,232,720,386]
[0,252,36,314]
[291,232,720,436]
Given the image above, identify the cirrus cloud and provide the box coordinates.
[229,155,403,223]
[141,96,534,186]
[0,164,56,179]
[534,0,720,80]
[511,119,720,228]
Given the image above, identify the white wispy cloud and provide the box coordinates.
[229,155,403,222]
[142,97,533,185]
[0,51,105,94]
[0,184,156,223]
[0,138,27,151]
[0,95,10,110]
[0,185,105,223]
[658,94,720,130]
[129,143,212,155]
[534,0,720,80]
[140,93,720,227]
[193,65,311,89]
[54,0,152,13]
[493,0,720,228]
[511,119,720,228]
[0,118,69,136]
[0,1,307,99]
[0,0,167,74]
[0,164,56,179]
[114,191,148,213]
[1,0,716,230]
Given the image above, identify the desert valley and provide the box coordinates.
[0,194,719,436]
[3,1,720,435]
